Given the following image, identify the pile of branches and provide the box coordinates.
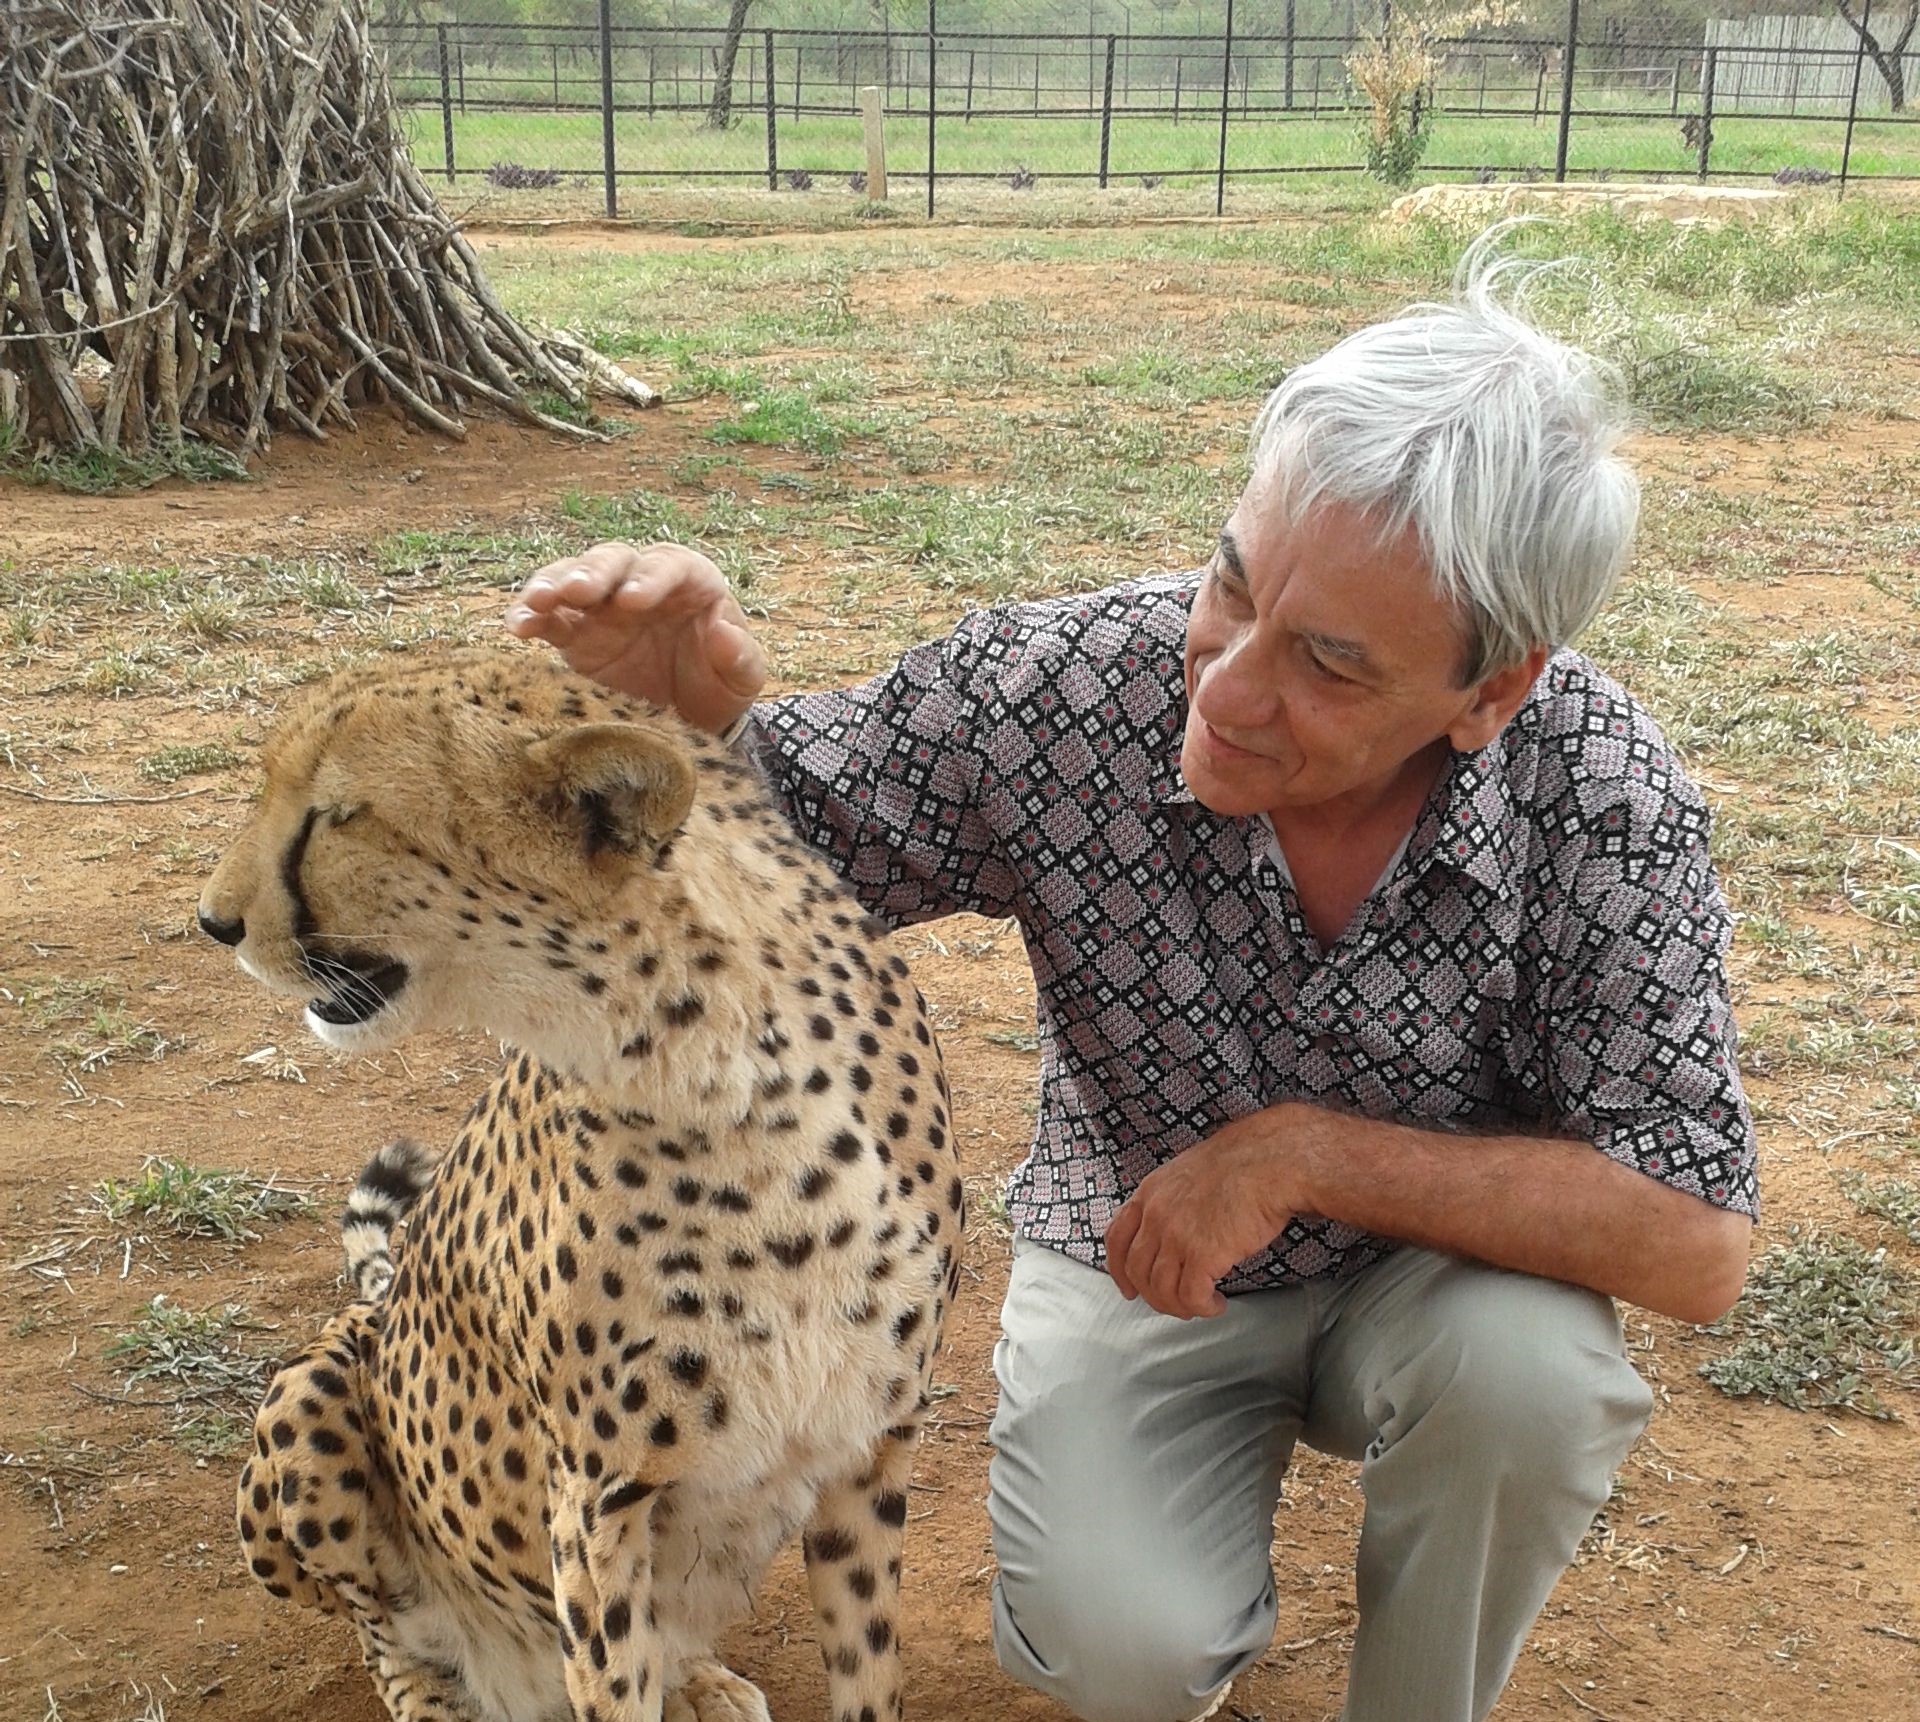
[1,0,655,461]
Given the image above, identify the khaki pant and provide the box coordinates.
[987,1240,1653,1722]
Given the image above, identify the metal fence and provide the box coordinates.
[372,4,1920,217]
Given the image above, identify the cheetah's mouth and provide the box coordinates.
[304,951,411,1026]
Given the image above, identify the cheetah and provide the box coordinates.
[199,651,963,1722]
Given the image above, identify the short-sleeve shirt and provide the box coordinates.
[739,573,1759,1293]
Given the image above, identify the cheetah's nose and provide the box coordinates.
[198,907,246,947]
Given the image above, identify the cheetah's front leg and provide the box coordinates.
[550,1466,667,1722]
[803,1423,921,1722]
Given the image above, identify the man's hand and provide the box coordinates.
[1104,1109,1311,1319]
[503,541,767,734]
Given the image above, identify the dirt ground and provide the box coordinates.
[2,226,1917,1722]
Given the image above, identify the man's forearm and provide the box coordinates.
[1281,1103,1753,1324]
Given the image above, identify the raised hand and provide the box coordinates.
[504,541,768,735]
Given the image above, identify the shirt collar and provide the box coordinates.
[1146,706,1520,898]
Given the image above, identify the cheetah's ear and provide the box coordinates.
[523,724,697,860]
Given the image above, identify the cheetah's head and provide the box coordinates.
[198,651,699,1059]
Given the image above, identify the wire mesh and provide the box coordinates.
[367,3,1920,217]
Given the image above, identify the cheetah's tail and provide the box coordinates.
[341,1137,437,1302]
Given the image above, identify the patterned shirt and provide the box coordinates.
[742,573,1759,1292]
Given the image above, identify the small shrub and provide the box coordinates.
[1006,165,1037,190]
[847,170,867,193]
[1774,165,1835,187]
[1347,34,1436,187]
[784,168,813,191]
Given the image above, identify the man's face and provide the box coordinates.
[1180,484,1531,821]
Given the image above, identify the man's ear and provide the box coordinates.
[523,724,697,858]
[1449,644,1550,753]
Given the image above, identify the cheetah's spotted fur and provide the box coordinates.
[202,651,962,1722]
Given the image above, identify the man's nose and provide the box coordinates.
[197,907,245,947]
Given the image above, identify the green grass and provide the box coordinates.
[1842,1173,1920,1246]
[398,95,1920,192]
[138,741,242,783]
[105,1296,274,1419]
[94,1156,315,1243]
[1700,1232,1920,1419]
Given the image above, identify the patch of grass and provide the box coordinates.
[93,1155,314,1243]
[138,741,241,784]
[1842,1173,1920,1246]
[105,1296,273,1417]
[1741,1009,1919,1079]
[1699,1231,1919,1418]
[707,383,868,459]
[1848,839,1920,934]
[6,976,178,1073]
[4,437,248,495]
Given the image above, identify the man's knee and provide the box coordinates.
[1383,1272,1653,1492]
[991,1566,1269,1722]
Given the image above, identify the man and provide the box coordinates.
[505,258,1757,1722]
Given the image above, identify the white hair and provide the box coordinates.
[1247,231,1639,684]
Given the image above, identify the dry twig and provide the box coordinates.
[0,0,657,462]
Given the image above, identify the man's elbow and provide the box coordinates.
[1665,1208,1754,1326]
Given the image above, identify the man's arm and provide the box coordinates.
[1104,1101,1752,1324]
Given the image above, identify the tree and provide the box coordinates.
[0,0,654,462]
[1836,0,1916,111]
[705,0,758,127]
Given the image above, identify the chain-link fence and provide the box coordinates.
[371,3,1920,217]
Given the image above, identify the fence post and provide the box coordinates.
[1284,0,1295,108]
[1696,46,1716,181]
[436,23,455,184]
[552,43,560,109]
[764,30,778,190]
[1215,0,1235,216]
[598,0,617,219]
[794,41,802,118]
[926,0,936,218]
[1839,0,1872,199]
[1098,36,1116,187]
[1174,57,1182,123]
[648,45,656,118]
[861,84,888,199]
[1553,0,1580,182]
[966,50,975,121]
[1671,54,1682,116]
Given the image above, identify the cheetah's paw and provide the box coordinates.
[665,1661,772,1722]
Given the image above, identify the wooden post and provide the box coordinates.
[1098,36,1115,187]
[1534,55,1546,122]
[966,50,975,121]
[1477,51,1487,113]
[552,43,560,109]
[648,45,656,118]
[1696,46,1716,181]
[1174,57,1182,123]
[1034,50,1040,116]
[436,23,454,183]
[1215,0,1235,215]
[860,83,888,199]
[1553,0,1579,183]
[598,0,616,218]
[794,39,802,119]
[764,29,778,190]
